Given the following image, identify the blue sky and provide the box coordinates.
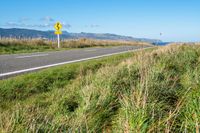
[0,0,199,42]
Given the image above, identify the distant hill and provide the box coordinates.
[0,28,162,43]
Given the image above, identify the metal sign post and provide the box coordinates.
[57,34,60,48]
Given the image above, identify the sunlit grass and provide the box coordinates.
[0,44,200,132]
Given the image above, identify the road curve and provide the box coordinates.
[0,46,151,79]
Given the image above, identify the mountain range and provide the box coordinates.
[0,28,161,43]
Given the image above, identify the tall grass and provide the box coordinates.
[0,44,200,132]
[0,38,151,54]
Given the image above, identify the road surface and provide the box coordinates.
[0,46,151,79]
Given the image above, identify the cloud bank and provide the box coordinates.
[4,17,71,29]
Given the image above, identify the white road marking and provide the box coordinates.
[16,54,49,59]
[0,47,154,78]
[84,49,97,52]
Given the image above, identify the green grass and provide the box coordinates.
[0,45,200,132]
[0,51,140,108]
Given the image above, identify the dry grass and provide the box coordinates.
[0,37,152,54]
[61,38,151,48]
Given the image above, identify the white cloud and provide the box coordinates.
[40,16,55,22]
[5,22,18,26]
[4,17,71,29]
[85,24,100,28]
[4,21,71,29]
[18,17,30,23]
[61,22,71,29]
[90,24,100,28]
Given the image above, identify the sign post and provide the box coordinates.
[57,34,60,48]
[54,22,62,48]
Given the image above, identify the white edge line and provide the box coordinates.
[84,49,97,52]
[16,54,49,59]
[0,47,153,77]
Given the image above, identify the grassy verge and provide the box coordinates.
[0,44,200,132]
[0,38,151,54]
[0,50,144,108]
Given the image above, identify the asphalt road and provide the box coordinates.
[0,46,151,79]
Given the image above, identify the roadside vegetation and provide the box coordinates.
[0,38,151,54]
[0,44,200,132]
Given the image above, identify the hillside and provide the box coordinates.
[0,28,161,43]
[0,44,200,132]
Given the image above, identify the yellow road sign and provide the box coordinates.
[54,22,62,48]
[55,30,62,35]
[54,22,62,31]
